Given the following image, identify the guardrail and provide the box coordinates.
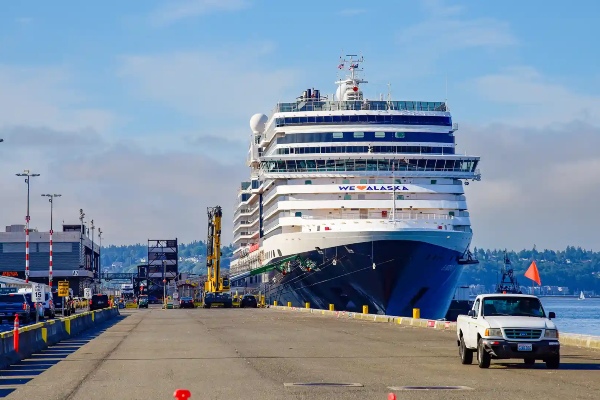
[0,306,120,369]
[270,305,600,350]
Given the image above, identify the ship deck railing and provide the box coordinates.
[274,100,447,113]
[299,212,455,221]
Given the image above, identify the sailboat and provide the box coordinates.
[579,291,585,300]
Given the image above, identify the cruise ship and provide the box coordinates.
[229,56,480,319]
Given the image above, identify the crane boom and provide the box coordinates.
[203,206,231,308]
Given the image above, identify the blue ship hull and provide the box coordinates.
[265,240,464,320]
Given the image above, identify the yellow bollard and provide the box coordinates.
[362,305,368,314]
[305,302,310,309]
[413,308,420,319]
[329,304,334,311]
[274,300,278,306]
[287,302,292,307]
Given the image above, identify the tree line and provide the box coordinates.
[100,243,600,292]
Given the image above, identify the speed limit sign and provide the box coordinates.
[32,283,45,303]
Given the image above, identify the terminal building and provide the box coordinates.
[0,224,99,296]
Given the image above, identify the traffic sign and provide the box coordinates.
[58,281,69,297]
[32,283,44,303]
[173,292,179,299]
[84,288,92,299]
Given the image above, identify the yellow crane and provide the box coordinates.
[203,206,231,308]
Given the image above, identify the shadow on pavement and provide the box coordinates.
[0,314,127,398]
[496,361,600,370]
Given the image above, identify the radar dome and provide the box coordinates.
[249,113,268,134]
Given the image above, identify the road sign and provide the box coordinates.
[173,292,179,299]
[58,281,69,297]
[32,283,44,303]
[72,270,79,276]
[84,288,92,299]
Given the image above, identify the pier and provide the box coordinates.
[1,306,599,399]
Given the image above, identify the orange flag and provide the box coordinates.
[524,260,541,285]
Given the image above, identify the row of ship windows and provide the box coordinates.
[275,145,455,155]
[276,131,454,144]
[261,159,478,173]
[303,179,442,185]
[274,115,452,127]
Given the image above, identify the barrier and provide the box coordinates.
[268,305,600,350]
[0,307,121,370]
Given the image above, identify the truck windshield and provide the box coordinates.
[482,297,545,317]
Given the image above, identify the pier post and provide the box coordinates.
[413,308,420,319]
[305,302,310,309]
[273,300,277,306]
[362,305,368,314]
[329,304,334,311]
[287,302,292,308]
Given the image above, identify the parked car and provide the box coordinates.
[0,293,31,323]
[138,295,149,308]
[240,294,258,308]
[90,294,109,311]
[52,292,71,316]
[179,297,195,309]
[24,293,46,320]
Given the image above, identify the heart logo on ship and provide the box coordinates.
[357,186,367,190]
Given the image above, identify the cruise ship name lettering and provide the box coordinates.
[338,185,409,191]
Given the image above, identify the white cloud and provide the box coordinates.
[117,48,300,139]
[460,122,600,251]
[0,65,115,132]
[149,0,250,26]
[467,66,600,127]
[338,9,367,16]
[391,0,517,79]
[0,132,247,246]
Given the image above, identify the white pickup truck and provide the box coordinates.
[456,294,560,369]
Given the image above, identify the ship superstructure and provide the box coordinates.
[230,56,481,318]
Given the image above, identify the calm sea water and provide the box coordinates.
[539,297,600,336]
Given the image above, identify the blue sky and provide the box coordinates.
[1,0,599,250]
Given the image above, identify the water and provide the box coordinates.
[539,297,600,336]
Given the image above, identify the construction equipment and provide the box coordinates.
[202,206,232,308]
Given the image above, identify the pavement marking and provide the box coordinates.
[388,385,473,391]
[284,382,364,387]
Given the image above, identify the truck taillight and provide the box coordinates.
[22,303,27,310]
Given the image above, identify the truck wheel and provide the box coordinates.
[524,358,535,366]
[546,355,560,369]
[459,336,473,365]
[477,338,491,369]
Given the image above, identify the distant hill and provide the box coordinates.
[100,241,235,276]
[461,246,600,293]
[100,243,600,292]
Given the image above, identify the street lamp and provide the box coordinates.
[90,219,95,280]
[79,209,85,270]
[98,228,102,282]
[16,170,40,283]
[162,259,167,307]
[41,194,61,287]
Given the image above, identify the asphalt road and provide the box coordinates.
[1,306,599,400]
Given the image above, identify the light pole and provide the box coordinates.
[90,219,95,282]
[79,209,85,270]
[162,259,167,307]
[41,194,61,287]
[16,170,40,283]
[98,228,102,285]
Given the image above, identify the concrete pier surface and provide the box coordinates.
[2,307,599,400]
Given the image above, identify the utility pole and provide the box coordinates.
[41,194,61,288]
[16,170,40,283]
[98,228,102,289]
